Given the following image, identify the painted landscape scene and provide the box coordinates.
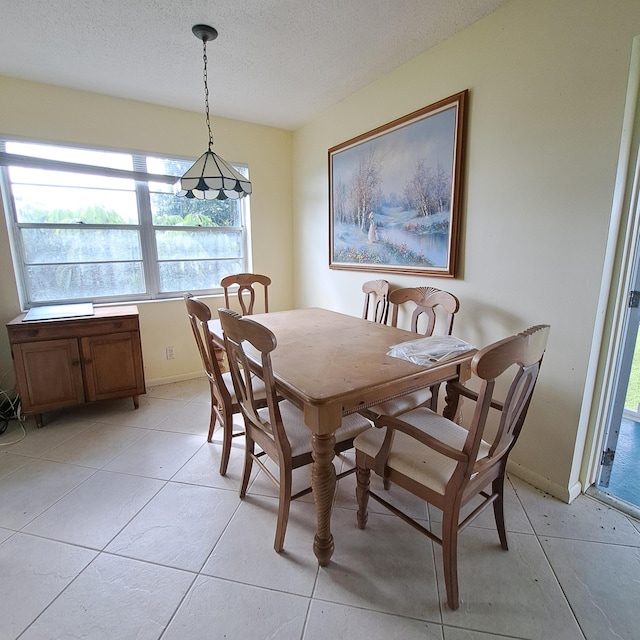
[330,98,463,276]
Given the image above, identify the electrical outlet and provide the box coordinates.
[165,346,175,360]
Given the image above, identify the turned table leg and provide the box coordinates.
[442,380,462,422]
[311,432,337,566]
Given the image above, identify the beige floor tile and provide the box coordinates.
[209,415,246,444]
[246,456,318,501]
[0,458,95,530]
[511,476,640,546]
[0,533,97,640]
[334,462,431,519]
[98,395,186,429]
[0,527,13,544]
[305,601,444,640]
[154,400,212,436]
[103,429,204,479]
[0,451,31,479]
[334,448,431,517]
[541,536,640,640]
[18,554,194,640]
[106,481,240,571]
[443,628,526,640]
[192,387,214,404]
[314,506,440,622]
[41,422,149,468]
[23,469,164,549]
[171,439,255,489]
[163,575,309,640]
[428,476,533,534]
[1,418,95,458]
[145,377,208,401]
[438,529,583,639]
[4,379,636,639]
[202,494,320,596]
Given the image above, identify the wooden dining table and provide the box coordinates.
[208,307,475,566]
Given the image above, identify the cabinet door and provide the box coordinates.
[12,339,85,413]
[81,332,145,402]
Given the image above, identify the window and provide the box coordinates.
[0,139,250,306]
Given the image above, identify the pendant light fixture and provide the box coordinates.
[175,24,252,200]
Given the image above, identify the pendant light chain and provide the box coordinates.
[202,38,214,151]
[175,23,252,200]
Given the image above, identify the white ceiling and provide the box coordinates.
[0,0,509,131]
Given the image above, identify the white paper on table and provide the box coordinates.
[387,335,475,367]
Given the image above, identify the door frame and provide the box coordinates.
[579,35,640,494]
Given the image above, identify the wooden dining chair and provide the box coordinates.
[362,279,390,324]
[361,286,461,421]
[221,272,271,315]
[184,294,267,475]
[389,285,459,337]
[218,307,372,552]
[353,324,550,610]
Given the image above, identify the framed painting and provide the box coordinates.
[329,90,467,277]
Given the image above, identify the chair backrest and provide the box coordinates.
[388,286,459,336]
[184,294,231,408]
[218,308,291,458]
[362,279,390,324]
[221,273,271,315]
[456,325,550,488]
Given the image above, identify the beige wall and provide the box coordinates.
[292,0,640,500]
[0,76,294,386]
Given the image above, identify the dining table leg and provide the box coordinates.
[443,379,463,422]
[311,432,337,565]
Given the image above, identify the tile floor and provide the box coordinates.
[1,377,639,640]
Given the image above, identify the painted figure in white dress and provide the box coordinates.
[367,211,377,243]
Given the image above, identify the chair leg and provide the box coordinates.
[492,475,509,550]
[356,458,370,530]
[219,407,234,476]
[239,437,254,499]
[441,507,460,610]
[274,467,292,552]
[206,385,218,443]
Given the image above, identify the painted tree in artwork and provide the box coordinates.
[348,149,382,230]
[404,159,451,216]
[333,179,349,224]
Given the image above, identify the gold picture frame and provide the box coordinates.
[329,90,467,277]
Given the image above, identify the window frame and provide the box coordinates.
[0,139,251,308]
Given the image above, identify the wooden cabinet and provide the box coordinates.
[7,306,146,427]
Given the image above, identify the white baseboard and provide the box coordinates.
[506,460,582,504]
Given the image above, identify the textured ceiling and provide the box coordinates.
[0,0,509,131]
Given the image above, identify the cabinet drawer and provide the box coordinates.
[7,316,139,343]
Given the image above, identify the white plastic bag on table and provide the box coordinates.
[387,335,475,367]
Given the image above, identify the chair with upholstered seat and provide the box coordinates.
[219,307,372,552]
[221,272,271,315]
[362,279,390,324]
[353,324,550,610]
[184,294,267,475]
[362,286,460,420]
